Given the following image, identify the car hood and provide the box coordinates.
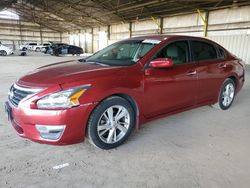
[17,60,121,87]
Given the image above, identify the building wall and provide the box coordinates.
[210,35,250,65]
[78,5,250,64]
[0,18,69,50]
[1,5,249,63]
[109,23,130,44]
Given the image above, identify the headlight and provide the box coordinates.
[36,86,90,109]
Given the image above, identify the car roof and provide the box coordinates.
[128,35,210,42]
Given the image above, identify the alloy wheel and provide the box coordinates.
[222,83,235,107]
[97,105,130,144]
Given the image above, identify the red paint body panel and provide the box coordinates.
[143,62,197,118]
[6,35,245,145]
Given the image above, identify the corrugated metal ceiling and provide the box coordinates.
[1,0,250,31]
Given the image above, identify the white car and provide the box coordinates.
[33,42,51,51]
[0,44,13,56]
[19,42,38,51]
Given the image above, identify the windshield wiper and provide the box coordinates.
[85,61,110,66]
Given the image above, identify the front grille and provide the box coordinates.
[8,84,42,107]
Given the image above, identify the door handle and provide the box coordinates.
[186,70,197,76]
[218,63,227,68]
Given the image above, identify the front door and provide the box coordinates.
[143,40,197,118]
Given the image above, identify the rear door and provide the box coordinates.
[191,40,226,104]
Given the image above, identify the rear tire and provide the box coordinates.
[87,96,135,150]
[212,78,236,110]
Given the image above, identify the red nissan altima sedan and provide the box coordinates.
[5,35,245,149]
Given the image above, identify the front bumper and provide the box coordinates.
[5,101,96,145]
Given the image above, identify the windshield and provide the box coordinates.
[85,39,159,66]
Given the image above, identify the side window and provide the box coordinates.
[218,47,225,59]
[155,41,189,65]
[192,41,217,61]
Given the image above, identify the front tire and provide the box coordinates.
[0,50,7,56]
[87,96,135,150]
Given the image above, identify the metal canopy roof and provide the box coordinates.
[1,0,250,32]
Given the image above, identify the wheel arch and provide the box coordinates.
[87,93,140,132]
[106,93,140,129]
[115,93,139,123]
[214,74,238,105]
[228,75,237,89]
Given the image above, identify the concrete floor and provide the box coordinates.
[0,53,250,188]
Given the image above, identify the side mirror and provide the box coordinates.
[149,58,174,68]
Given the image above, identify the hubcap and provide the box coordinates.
[97,105,130,144]
[222,83,235,107]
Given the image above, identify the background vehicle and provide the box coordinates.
[42,43,67,54]
[6,35,245,149]
[19,42,37,51]
[0,43,13,56]
[53,44,83,56]
[33,42,51,51]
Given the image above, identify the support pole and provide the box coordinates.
[84,30,87,53]
[39,26,43,44]
[160,17,164,34]
[107,25,111,40]
[151,16,161,34]
[129,22,132,38]
[204,11,209,37]
[197,9,209,37]
[91,27,94,53]
[19,19,23,46]
[60,32,62,43]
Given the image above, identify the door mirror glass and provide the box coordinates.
[149,58,174,68]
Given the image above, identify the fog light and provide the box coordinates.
[35,125,65,140]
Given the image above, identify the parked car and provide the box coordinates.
[53,44,83,56]
[5,35,245,149]
[33,42,51,51]
[0,43,13,56]
[42,43,67,54]
[19,42,38,51]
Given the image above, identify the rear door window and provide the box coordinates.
[192,41,217,61]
